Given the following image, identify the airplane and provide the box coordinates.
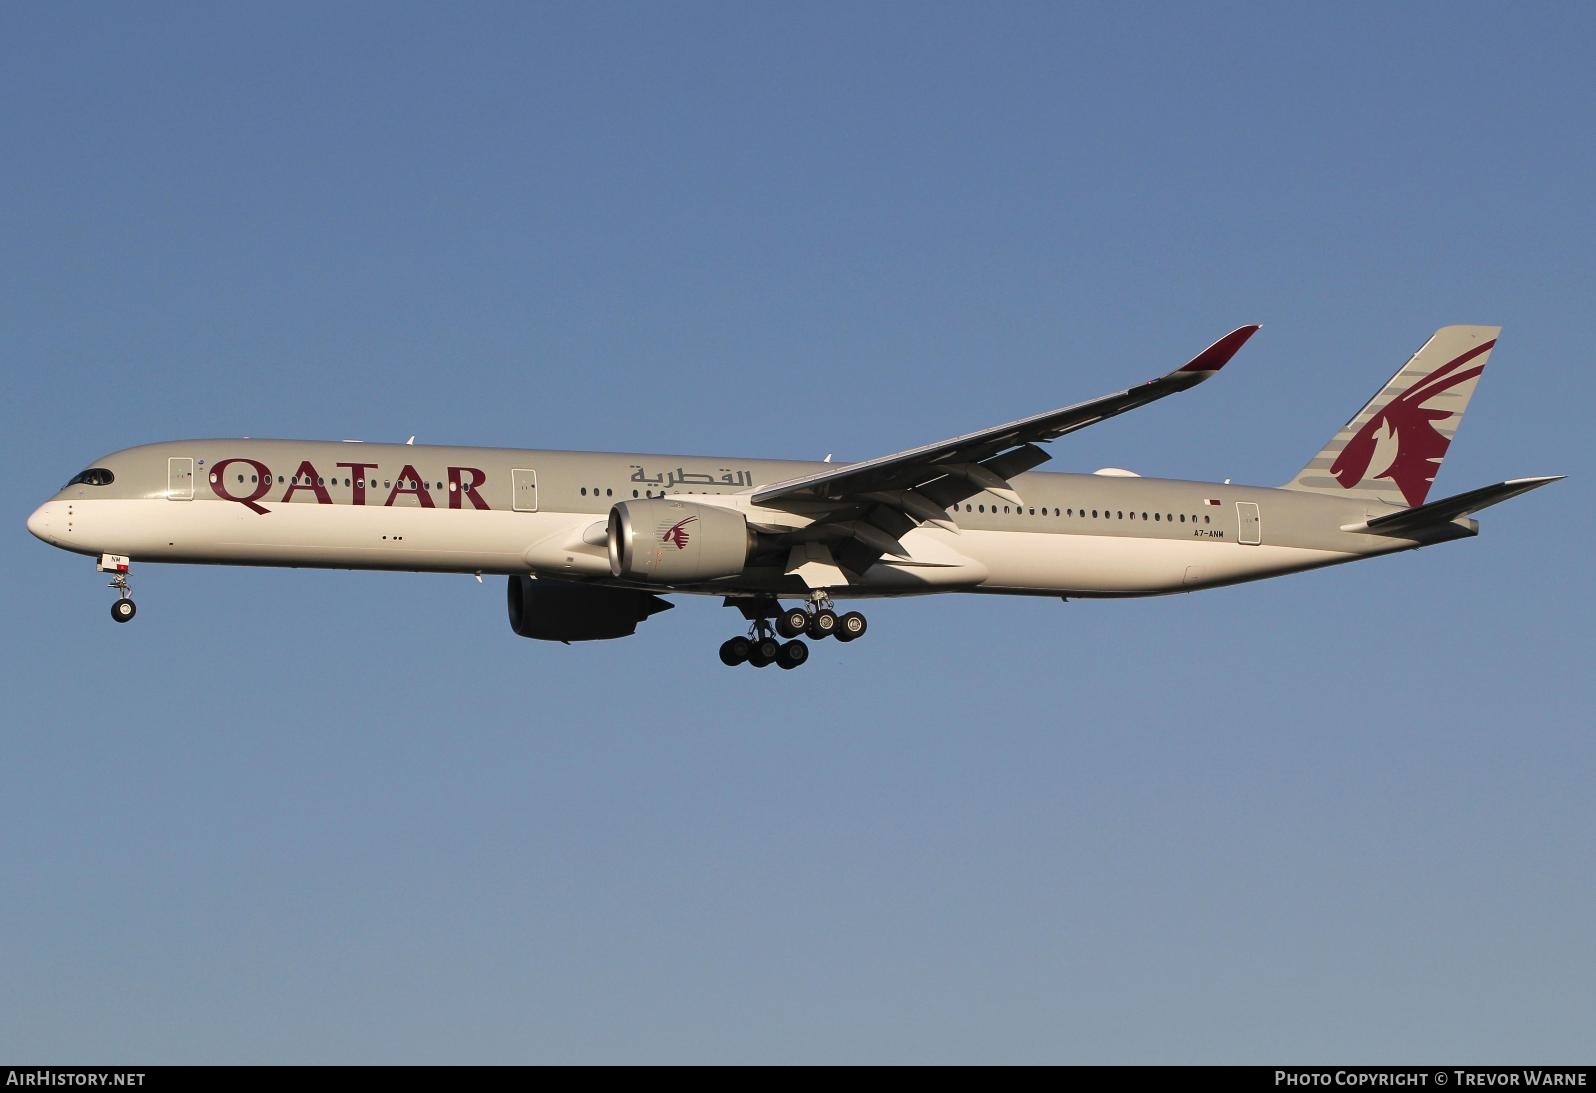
[27,324,1561,669]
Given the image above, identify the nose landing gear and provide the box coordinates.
[98,554,137,623]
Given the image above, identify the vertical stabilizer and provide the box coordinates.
[1284,325,1499,508]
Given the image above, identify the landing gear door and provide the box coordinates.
[511,469,538,512]
[1237,501,1261,545]
[167,457,194,500]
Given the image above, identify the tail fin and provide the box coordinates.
[1284,325,1500,507]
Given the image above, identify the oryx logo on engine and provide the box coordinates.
[661,516,697,550]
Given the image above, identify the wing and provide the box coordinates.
[748,324,1260,574]
[750,325,1260,567]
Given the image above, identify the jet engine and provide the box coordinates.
[506,575,673,642]
[607,499,752,583]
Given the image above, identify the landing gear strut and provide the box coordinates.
[717,593,867,668]
[99,554,137,623]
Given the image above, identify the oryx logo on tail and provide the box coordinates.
[1329,339,1494,506]
[1285,325,1500,509]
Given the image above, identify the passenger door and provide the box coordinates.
[1236,501,1260,545]
[511,468,538,512]
[167,457,194,500]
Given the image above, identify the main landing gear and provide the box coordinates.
[717,594,868,669]
[98,554,137,623]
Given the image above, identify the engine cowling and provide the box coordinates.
[506,575,673,642]
[608,499,752,582]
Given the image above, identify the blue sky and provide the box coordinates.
[3,2,1591,1063]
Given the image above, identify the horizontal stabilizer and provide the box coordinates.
[1342,476,1564,537]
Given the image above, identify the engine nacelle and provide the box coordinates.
[506,575,673,642]
[608,498,752,583]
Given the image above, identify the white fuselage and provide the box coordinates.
[28,438,1417,602]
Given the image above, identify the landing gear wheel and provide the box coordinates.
[776,606,810,639]
[111,598,137,623]
[749,636,781,667]
[777,640,809,670]
[835,611,867,642]
[719,636,751,666]
[807,609,838,640]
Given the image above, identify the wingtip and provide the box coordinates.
[1178,324,1262,374]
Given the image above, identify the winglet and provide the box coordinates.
[1178,324,1262,374]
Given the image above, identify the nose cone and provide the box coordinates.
[27,502,58,544]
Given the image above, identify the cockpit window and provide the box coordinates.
[66,468,115,487]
